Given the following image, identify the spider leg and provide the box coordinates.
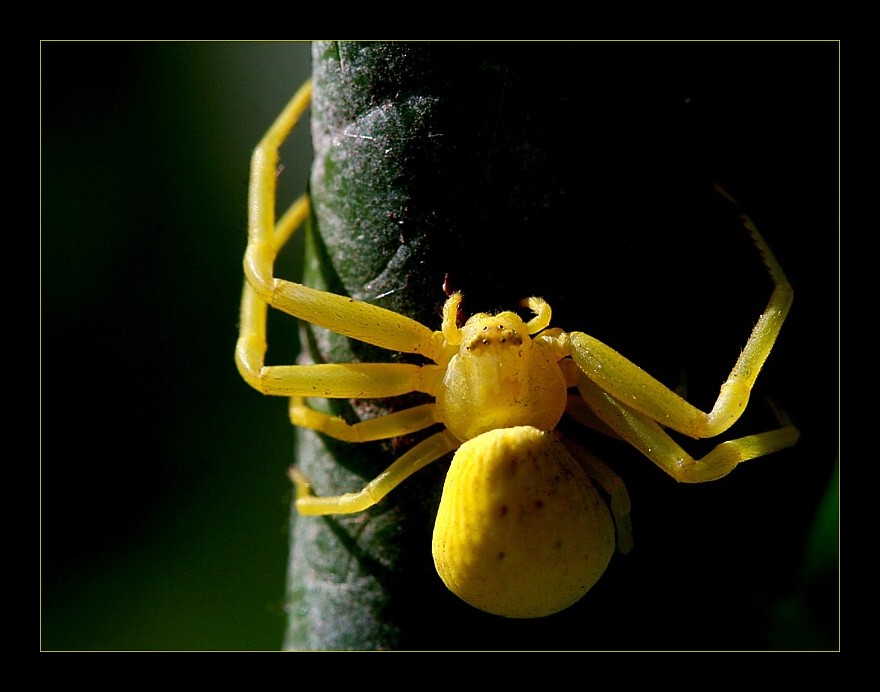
[565,394,621,440]
[568,191,793,440]
[289,397,440,442]
[237,262,444,398]
[558,433,633,553]
[239,79,444,372]
[576,374,799,483]
[291,430,461,515]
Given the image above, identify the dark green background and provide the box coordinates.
[42,41,313,650]
[41,41,838,650]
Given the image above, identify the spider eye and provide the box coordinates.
[462,312,527,351]
[467,323,524,350]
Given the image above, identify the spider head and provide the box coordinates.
[461,311,527,354]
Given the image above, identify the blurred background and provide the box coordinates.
[41,41,313,650]
[41,41,838,650]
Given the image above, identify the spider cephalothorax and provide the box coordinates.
[435,295,568,441]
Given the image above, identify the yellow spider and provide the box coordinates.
[235,80,799,619]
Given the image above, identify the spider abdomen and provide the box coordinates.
[432,426,615,618]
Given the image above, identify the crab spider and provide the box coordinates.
[235,79,799,619]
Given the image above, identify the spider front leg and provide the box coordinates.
[235,80,448,398]
[568,187,793,441]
